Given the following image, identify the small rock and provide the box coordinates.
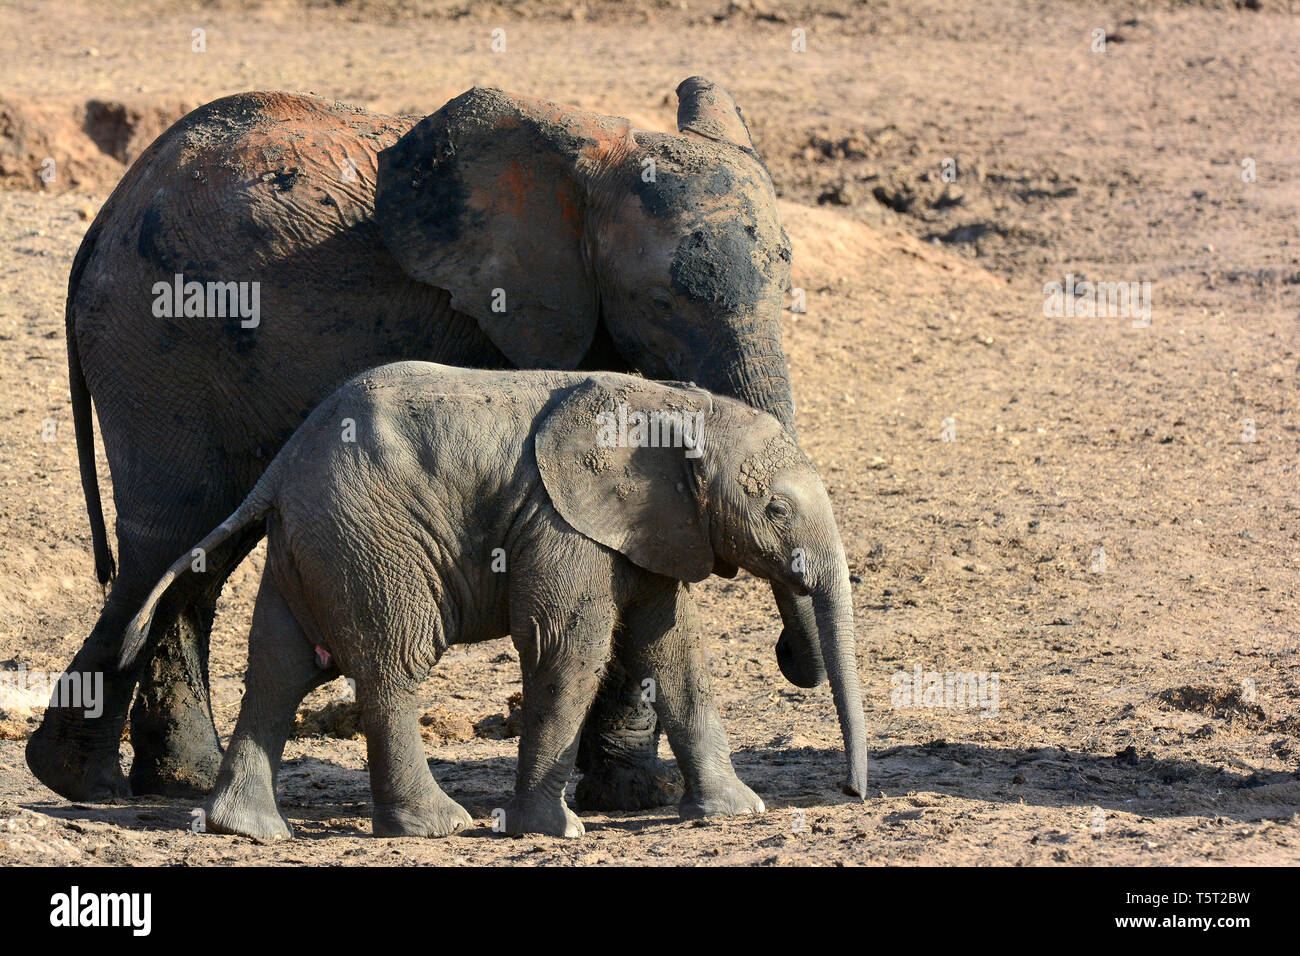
[818,182,857,206]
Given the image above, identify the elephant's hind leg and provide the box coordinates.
[129,526,260,797]
[359,678,472,839]
[573,653,684,812]
[204,573,329,842]
[127,593,224,797]
[24,576,151,801]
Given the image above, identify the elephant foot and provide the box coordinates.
[574,758,683,812]
[127,685,223,798]
[680,777,765,820]
[127,738,222,798]
[372,798,472,839]
[205,790,293,842]
[25,716,128,802]
[502,796,584,838]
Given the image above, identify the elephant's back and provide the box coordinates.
[297,362,569,482]
[65,93,473,474]
[269,364,556,566]
[75,91,415,286]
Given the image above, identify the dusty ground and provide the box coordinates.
[1,0,1298,866]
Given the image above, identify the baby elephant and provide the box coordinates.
[120,362,867,840]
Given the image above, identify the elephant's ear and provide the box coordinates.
[676,76,757,152]
[376,88,635,370]
[535,378,715,583]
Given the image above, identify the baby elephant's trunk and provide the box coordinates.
[810,552,869,798]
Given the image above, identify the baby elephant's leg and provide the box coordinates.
[358,677,473,838]
[205,573,332,841]
[619,582,764,821]
[505,600,615,838]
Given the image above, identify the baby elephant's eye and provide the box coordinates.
[766,497,792,520]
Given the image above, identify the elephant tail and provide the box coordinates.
[66,219,116,590]
[118,478,278,671]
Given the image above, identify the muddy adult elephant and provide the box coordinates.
[29,77,836,804]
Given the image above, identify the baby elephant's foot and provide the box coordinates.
[372,796,472,839]
[204,789,293,842]
[502,795,585,838]
[574,759,684,812]
[679,777,765,821]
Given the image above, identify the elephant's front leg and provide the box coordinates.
[618,581,764,821]
[573,650,684,811]
[505,598,615,838]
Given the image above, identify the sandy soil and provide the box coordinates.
[0,0,1298,866]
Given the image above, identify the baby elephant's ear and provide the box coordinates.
[536,379,714,583]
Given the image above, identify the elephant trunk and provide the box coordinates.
[773,587,826,688]
[704,328,798,436]
[811,552,869,798]
[693,325,829,689]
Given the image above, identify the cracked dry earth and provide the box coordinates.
[1,0,1298,865]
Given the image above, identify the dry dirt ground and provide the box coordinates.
[1,0,1298,866]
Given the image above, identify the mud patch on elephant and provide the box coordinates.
[737,432,805,497]
[614,476,637,501]
[583,447,611,473]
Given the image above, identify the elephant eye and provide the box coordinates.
[649,288,674,314]
[766,497,792,521]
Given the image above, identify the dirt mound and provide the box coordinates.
[293,700,364,739]
[779,200,1006,294]
[0,95,192,193]
[471,691,525,739]
[1157,685,1267,725]
[0,711,33,741]
[291,698,509,742]
[419,707,475,743]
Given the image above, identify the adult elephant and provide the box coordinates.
[29,76,834,804]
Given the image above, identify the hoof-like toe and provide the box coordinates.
[128,748,222,799]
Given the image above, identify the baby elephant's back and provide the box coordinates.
[274,362,570,542]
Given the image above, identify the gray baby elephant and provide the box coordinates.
[120,362,867,841]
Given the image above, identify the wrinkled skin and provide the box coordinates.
[30,77,834,805]
[118,363,867,840]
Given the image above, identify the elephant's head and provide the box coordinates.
[376,76,827,692]
[535,379,867,797]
